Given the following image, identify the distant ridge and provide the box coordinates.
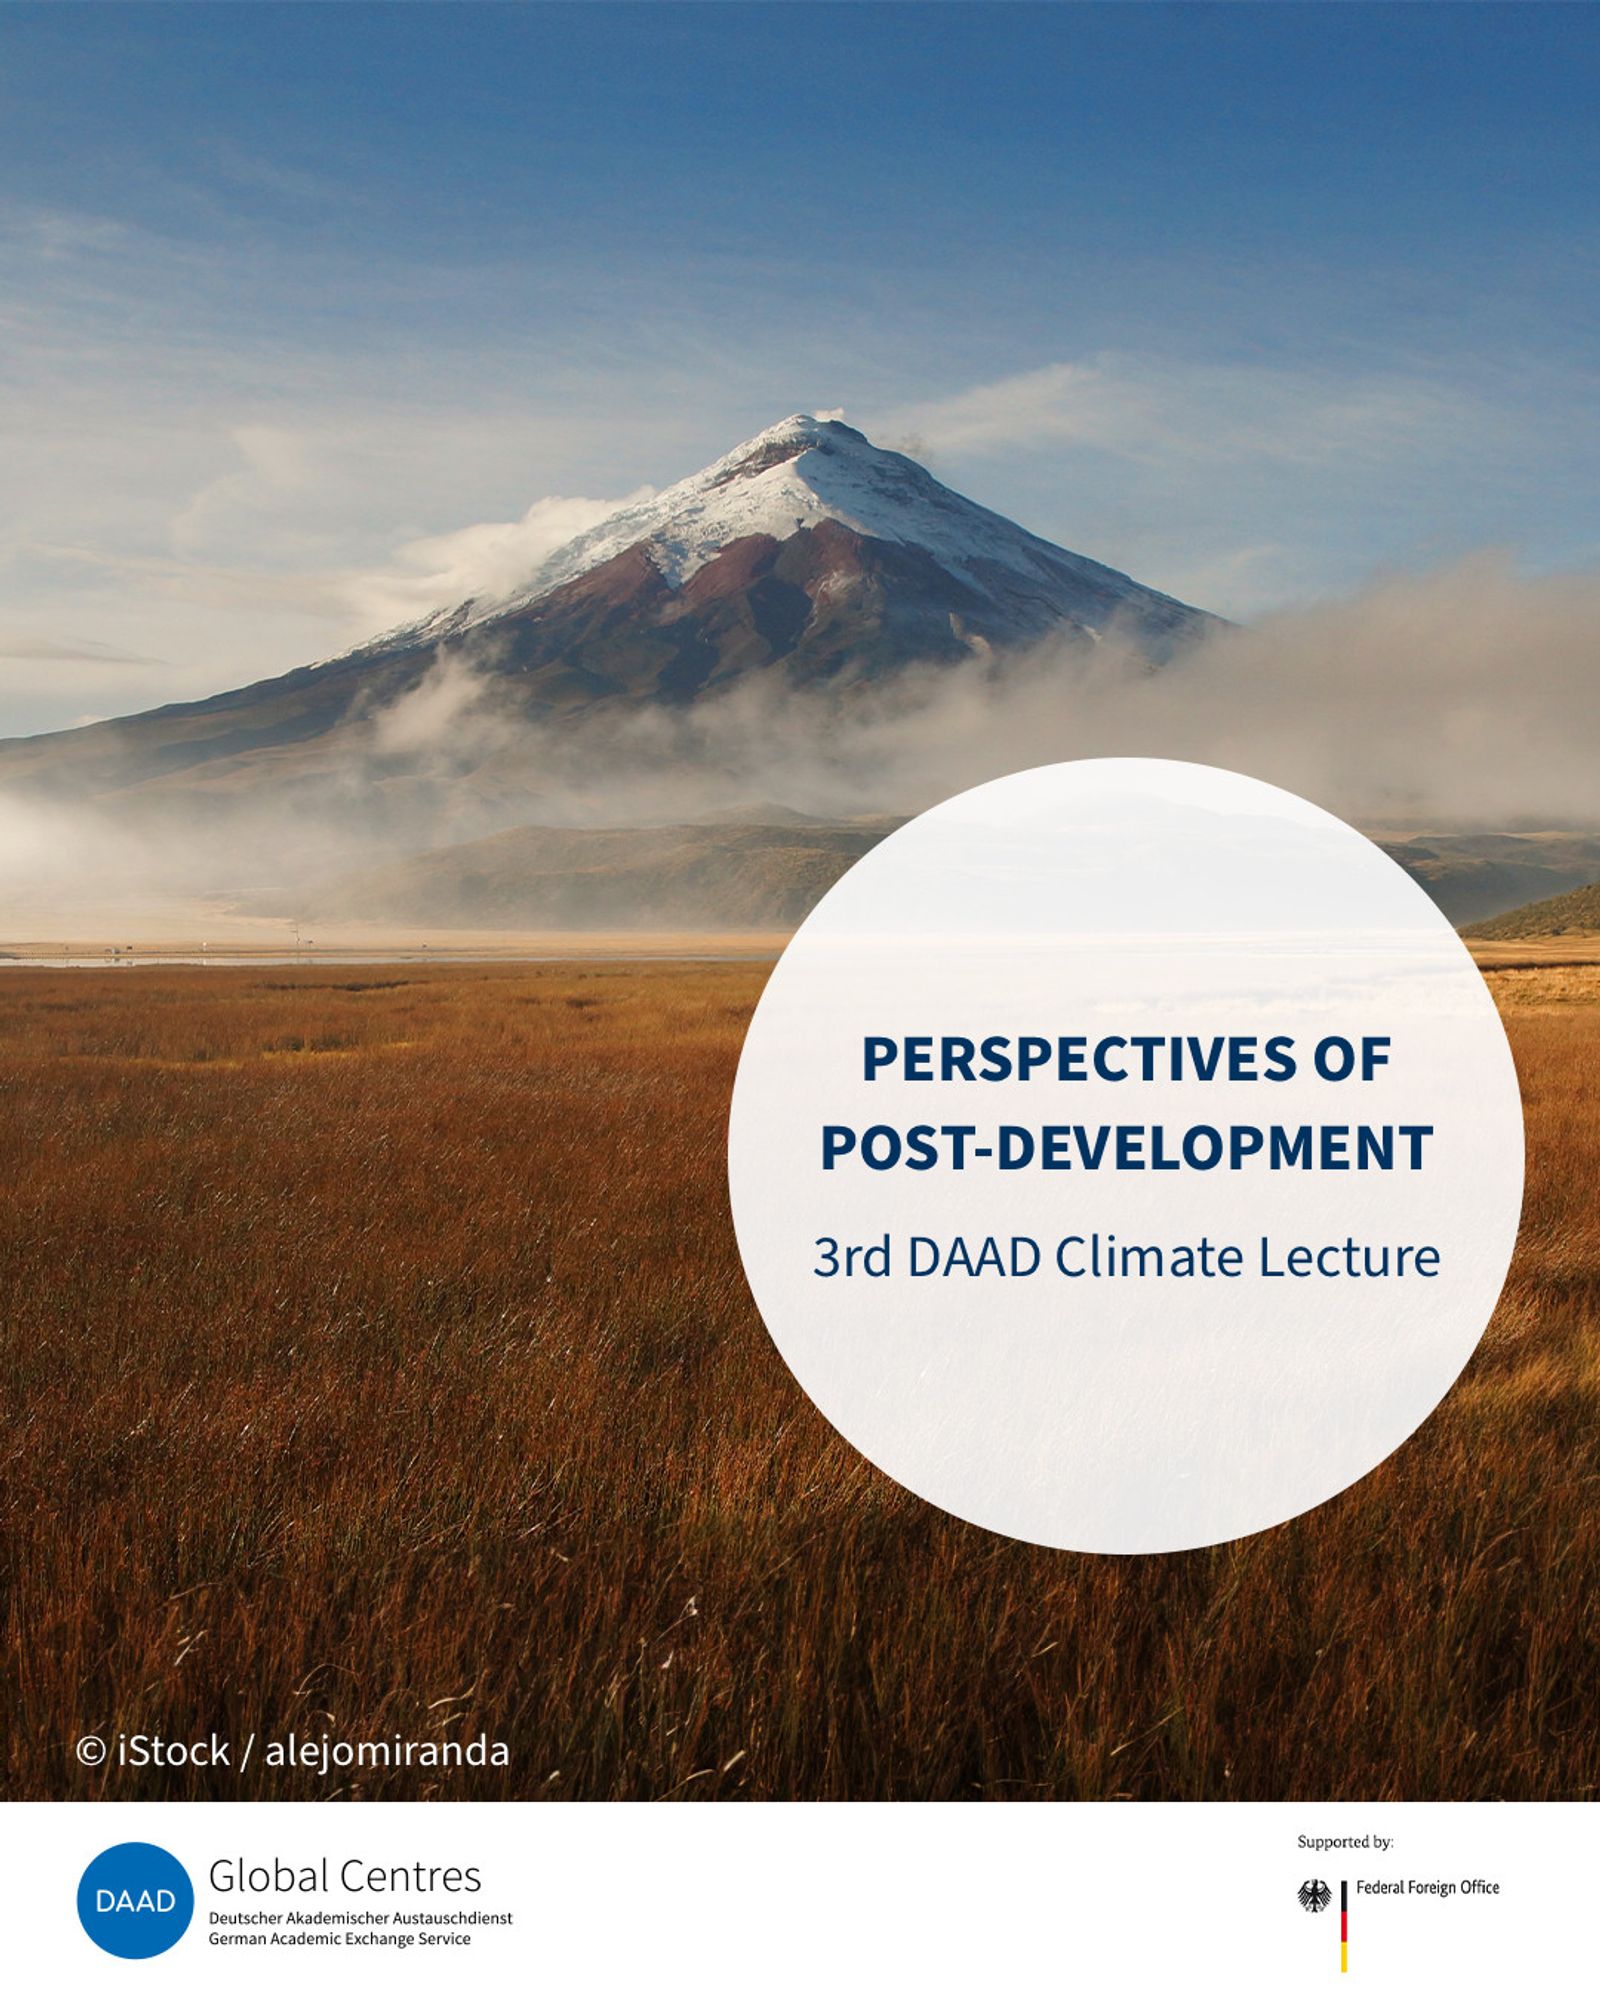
[1380,831,1600,927]
[287,814,903,931]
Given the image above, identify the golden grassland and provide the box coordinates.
[1468,936,1600,970]
[1,958,1597,1802]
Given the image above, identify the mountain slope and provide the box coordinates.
[0,416,1217,809]
[1462,876,1600,939]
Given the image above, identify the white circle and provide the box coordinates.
[728,759,1523,1553]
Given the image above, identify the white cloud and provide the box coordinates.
[881,355,1495,469]
[26,485,652,639]
[0,634,168,668]
[170,425,320,555]
[367,648,493,757]
[864,350,1600,620]
[348,488,653,631]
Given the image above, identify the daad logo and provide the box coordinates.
[1298,1879,1334,1914]
[77,1843,195,1958]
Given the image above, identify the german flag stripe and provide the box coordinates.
[1340,1880,1349,1973]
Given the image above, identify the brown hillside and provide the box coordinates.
[1464,878,1600,939]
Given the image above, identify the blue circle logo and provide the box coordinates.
[77,1843,194,1958]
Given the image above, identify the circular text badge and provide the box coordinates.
[728,760,1524,1553]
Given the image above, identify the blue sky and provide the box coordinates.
[2,2,1597,732]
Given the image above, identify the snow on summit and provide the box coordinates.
[430,414,1194,636]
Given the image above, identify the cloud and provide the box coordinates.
[170,425,320,555]
[365,646,500,759]
[881,356,1494,469]
[2,550,1599,931]
[0,635,169,668]
[865,349,1600,620]
[352,551,1600,837]
[346,488,654,632]
[22,484,652,647]
[331,550,1600,839]
[769,552,1600,832]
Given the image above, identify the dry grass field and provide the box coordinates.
[1,957,1597,1802]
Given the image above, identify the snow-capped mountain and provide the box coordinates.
[0,416,1217,811]
[410,413,1208,654]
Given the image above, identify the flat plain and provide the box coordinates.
[1,958,1596,1800]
